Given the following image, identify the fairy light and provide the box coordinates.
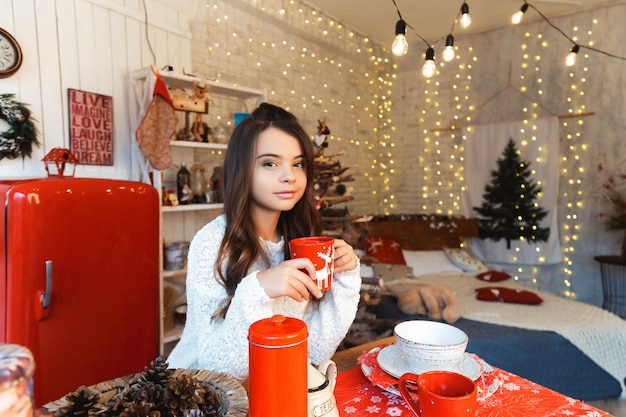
[199,0,604,296]
[199,0,397,215]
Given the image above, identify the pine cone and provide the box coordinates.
[119,400,161,417]
[130,381,168,416]
[200,382,227,417]
[136,356,174,387]
[57,385,105,416]
[164,374,207,417]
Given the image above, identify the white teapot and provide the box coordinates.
[308,358,339,417]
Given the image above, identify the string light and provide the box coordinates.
[515,1,626,66]
[390,0,626,76]
[442,34,455,62]
[392,19,408,56]
[460,2,472,29]
[511,3,529,25]
[422,47,436,78]
[210,0,614,295]
[565,44,580,67]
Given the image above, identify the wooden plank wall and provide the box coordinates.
[0,0,193,179]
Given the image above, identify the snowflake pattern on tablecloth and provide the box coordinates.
[336,347,611,417]
[386,407,404,416]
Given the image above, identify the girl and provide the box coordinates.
[167,103,361,380]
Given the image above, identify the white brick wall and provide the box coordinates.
[188,0,394,215]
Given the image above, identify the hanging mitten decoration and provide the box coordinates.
[135,68,177,170]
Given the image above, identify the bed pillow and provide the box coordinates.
[443,247,486,272]
[365,235,406,265]
[475,286,543,305]
[476,270,511,282]
[402,250,463,276]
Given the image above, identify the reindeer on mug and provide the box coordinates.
[315,245,334,291]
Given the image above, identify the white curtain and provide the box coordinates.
[461,117,562,264]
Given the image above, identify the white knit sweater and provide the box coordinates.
[167,215,362,380]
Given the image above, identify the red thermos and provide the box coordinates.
[248,315,308,417]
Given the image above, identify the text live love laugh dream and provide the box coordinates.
[68,89,114,165]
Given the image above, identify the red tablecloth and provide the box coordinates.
[334,345,609,417]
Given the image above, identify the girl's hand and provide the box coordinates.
[256,258,323,301]
[333,239,358,273]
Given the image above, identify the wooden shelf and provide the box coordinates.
[164,324,185,344]
[163,268,186,278]
[162,203,224,213]
[170,140,227,150]
[158,70,265,101]
[130,66,265,355]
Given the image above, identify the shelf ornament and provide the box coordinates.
[0,93,39,161]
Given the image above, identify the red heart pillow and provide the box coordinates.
[475,286,543,305]
[476,270,511,282]
[364,235,406,265]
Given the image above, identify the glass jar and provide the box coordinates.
[176,162,191,205]
[190,164,207,204]
[0,344,35,417]
[211,166,223,203]
[212,124,230,144]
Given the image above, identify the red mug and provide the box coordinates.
[289,237,334,292]
[399,371,477,417]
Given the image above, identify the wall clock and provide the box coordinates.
[0,27,23,78]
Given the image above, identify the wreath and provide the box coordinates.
[0,93,40,160]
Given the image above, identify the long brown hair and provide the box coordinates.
[212,103,321,320]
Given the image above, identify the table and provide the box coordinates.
[331,336,614,417]
[594,255,626,318]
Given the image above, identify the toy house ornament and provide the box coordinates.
[42,148,77,177]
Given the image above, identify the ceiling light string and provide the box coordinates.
[391,0,431,49]
[391,0,471,78]
[441,3,466,63]
[391,0,439,78]
[513,0,626,66]
[391,0,626,77]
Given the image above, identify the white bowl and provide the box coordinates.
[394,320,468,373]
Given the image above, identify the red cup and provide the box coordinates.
[399,371,477,417]
[289,236,334,292]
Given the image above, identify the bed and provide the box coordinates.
[353,215,626,402]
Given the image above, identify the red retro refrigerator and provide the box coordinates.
[0,177,160,407]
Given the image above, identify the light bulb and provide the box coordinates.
[460,3,471,28]
[566,44,580,66]
[422,47,436,78]
[392,20,408,56]
[511,3,529,24]
[442,34,455,62]
[442,46,455,62]
[392,35,408,56]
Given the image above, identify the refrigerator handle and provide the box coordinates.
[42,260,53,309]
[35,260,53,320]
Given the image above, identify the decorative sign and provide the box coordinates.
[68,88,113,165]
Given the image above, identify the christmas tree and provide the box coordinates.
[311,119,359,236]
[473,138,550,249]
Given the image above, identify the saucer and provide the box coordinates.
[376,344,481,381]
[360,345,500,400]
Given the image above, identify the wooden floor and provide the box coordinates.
[588,398,626,417]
